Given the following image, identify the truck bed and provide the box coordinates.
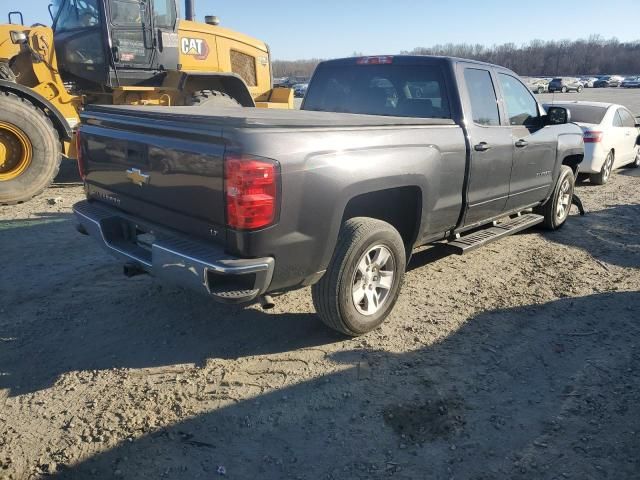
[84,105,456,129]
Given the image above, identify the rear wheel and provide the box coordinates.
[577,85,583,93]
[535,165,574,230]
[561,86,568,93]
[0,92,61,205]
[187,90,241,108]
[311,217,406,336]
[590,151,614,185]
[537,86,544,94]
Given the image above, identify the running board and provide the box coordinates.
[447,214,544,254]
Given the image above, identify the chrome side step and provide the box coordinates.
[448,214,544,254]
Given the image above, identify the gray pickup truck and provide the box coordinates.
[73,55,584,335]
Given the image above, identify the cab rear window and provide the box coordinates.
[303,64,451,119]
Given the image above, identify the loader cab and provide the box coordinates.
[52,0,179,89]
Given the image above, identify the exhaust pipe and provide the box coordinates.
[259,295,275,310]
[184,0,195,21]
[123,263,146,278]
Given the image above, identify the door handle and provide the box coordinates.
[474,142,491,152]
[515,139,529,148]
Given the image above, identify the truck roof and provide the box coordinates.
[319,55,510,71]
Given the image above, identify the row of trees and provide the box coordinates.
[272,36,640,79]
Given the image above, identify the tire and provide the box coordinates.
[629,149,640,168]
[577,85,583,93]
[186,90,241,108]
[0,92,61,205]
[537,86,544,94]
[311,217,406,336]
[590,151,614,185]
[561,86,568,93]
[534,165,575,230]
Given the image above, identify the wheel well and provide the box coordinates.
[180,74,255,107]
[342,187,422,250]
[562,154,584,175]
[0,85,70,145]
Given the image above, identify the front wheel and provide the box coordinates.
[561,86,568,93]
[535,165,575,230]
[312,217,406,336]
[629,149,640,168]
[577,86,583,93]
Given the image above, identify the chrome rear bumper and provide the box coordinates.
[73,200,274,304]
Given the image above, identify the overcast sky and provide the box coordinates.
[15,0,640,60]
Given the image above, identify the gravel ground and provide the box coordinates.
[1,89,639,479]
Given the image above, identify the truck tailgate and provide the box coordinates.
[79,108,227,233]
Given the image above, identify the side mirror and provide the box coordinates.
[9,30,28,45]
[546,106,570,125]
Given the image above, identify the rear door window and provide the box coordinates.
[463,68,500,126]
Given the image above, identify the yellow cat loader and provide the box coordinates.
[0,1,292,204]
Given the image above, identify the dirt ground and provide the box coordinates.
[1,103,640,479]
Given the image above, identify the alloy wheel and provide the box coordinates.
[351,245,395,316]
[555,177,572,221]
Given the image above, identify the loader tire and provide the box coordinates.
[0,92,61,205]
[187,90,241,108]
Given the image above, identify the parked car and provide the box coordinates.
[621,77,640,88]
[579,77,598,88]
[545,101,640,184]
[594,76,621,87]
[74,55,584,336]
[526,77,549,94]
[548,77,583,93]
[293,83,308,97]
[274,77,308,88]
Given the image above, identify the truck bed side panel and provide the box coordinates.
[225,125,467,290]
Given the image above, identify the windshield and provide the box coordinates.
[53,0,101,31]
[303,63,451,118]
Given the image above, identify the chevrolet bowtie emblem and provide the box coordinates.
[126,168,150,186]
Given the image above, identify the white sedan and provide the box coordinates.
[545,101,640,184]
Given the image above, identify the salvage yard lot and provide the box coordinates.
[1,89,639,479]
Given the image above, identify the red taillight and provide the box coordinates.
[356,56,393,65]
[75,130,86,180]
[224,154,279,230]
[583,131,603,143]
